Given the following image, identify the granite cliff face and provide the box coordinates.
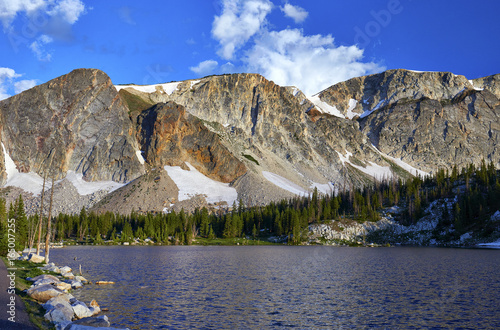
[310,69,500,172]
[0,69,145,183]
[0,68,499,215]
[315,69,470,117]
[360,88,500,172]
[119,74,388,197]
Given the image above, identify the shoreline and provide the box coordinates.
[7,252,130,330]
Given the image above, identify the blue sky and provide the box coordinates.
[1,0,499,99]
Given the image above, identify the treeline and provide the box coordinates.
[1,160,499,250]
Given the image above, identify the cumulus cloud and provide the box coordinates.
[0,67,36,100]
[207,0,383,95]
[0,0,46,30]
[29,34,53,61]
[14,79,37,94]
[281,3,308,23]
[190,60,219,76]
[0,0,86,59]
[0,67,21,100]
[212,0,273,60]
[46,0,85,24]
[244,29,383,95]
[0,0,86,30]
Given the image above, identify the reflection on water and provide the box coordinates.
[51,246,500,329]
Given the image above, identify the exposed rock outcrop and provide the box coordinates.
[360,86,500,172]
[472,73,500,98]
[136,101,246,183]
[315,69,472,118]
[1,67,499,214]
[0,68,145,184]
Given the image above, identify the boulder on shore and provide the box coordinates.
[28,274,60,283]
[72,301,93,319]
[65,315,111,328]
[27,284,65,303]
[28,253,46,264]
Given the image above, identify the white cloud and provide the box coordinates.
[46,0,85,24]
[29,34,53,61]
[244,29,384,95]
[0,0,86,30]
[0,0,46,30]
[281,3,308,23]
[0,67,34,100]
[207,0,383,96]
[212,0,273,60]
[190,60,219,76]
[14,79,37,94]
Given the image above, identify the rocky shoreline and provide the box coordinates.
[307,207,500,248]
[23,255,128,330]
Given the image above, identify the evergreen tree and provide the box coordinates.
[0,198,6,254]
[16,195,28,250]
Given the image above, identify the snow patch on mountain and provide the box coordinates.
[371,144,429,177]
[164,162,237,205]
[136,150,145,165]
[345,99,359,119]
[310,182,335,195]
[307,94,344,118]
[115,81,181,95]
[2,143,126,196]
[262,171,309,196]
[64,171,125,196]
[2,143,47,195]
[336,150,393,180]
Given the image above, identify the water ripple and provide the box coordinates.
[51,246,500,329]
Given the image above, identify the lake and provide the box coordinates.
[51,246,500,329]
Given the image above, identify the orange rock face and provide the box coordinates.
[136,102,246,183]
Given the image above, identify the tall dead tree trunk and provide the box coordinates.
[34,176,46,255]
[44,176,55,263]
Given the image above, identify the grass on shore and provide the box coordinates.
[1,257,56,330]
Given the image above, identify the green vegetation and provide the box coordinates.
[242,154,260,166]
[118,89,154,114]
[1,257,56,329]
[1,161,499,248]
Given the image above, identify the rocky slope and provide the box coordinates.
[0,68,499,215]
[136,101,246,183]
[0,69,145,183]
[311,69,500,172]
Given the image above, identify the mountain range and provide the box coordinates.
[0,68,498,215]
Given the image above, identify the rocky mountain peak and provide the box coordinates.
[0,68,145,184]
[315,69,473,119]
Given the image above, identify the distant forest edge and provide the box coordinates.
[1,160,500,251]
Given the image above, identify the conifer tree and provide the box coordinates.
[16,195,28,251]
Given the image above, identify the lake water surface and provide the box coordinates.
[51,246,500,329]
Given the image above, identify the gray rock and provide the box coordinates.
[66,314,111,328]
[44,302,74,324]
[34,277,60,286]
[69,280,83,289]
[27,284,65,303]
[71,301,93,319]
[28,274,60,283]
[43,295,73,313]
[59,266,72,274]
[0,68,145,184]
